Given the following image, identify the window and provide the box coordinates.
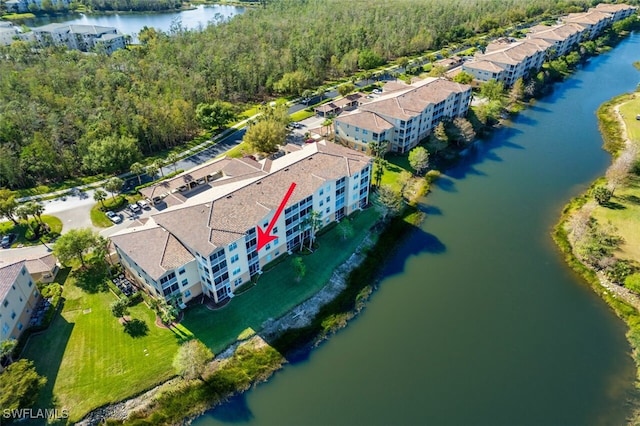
[178,268,186,275]
[273,227,278,234]
[274,238,279,245]
[2,300,7,308]
[229,242,237,251]
[230,254,239,264]
[234,278,242,286]
[319,189,324,196]
[11,311,16,320]
[232,268,241,276]
[326,196,330,202]
[17,323,23,331]
[184,290,192,298]
[21,269,26,275]
[1,322,8,336]
[181,279,188,286]
[319,200,324,207]
[265,243,271,250]
[326,207,330,213]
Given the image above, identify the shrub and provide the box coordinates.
[593,186,613,205]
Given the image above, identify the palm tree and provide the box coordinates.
[145,163,159,180]
[154,159,165,178]
[166,153,178,174]
[104,177,124,201]
[15,204,31,223]
[130,162,145,186]
[93,188,107,208]
[301,210,322,251]
[27,201,44,224]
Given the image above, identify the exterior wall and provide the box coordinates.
[333,122,391,153]
[0,265,39,343]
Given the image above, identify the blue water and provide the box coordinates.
[194,34,640,425]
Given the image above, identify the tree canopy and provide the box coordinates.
[173,339,213,380]
[408,146,430,175]
[0,0,595,189]
[244,119,287,155]
[0,359,47,412]
[53,228,104,267]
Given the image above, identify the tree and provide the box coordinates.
[166,153,179,174]
[111,298,129,322]
[93,188,107,208]
[428,65,447,77]
[368,140,389,159]
[172,339,213,380]
[82,134,141,174]
[145,163,159,180]
[446,117,476,147]
[25,201,44,224]
[625,273,640,294]
[397,170,413,199]
[373,157,388,187]
[358,49,384,70]
[130,162,145,186]
[336,220,354,241]
[606,145,637,196]
[291,256,306,282]
[509,78,525,104]
[593,186,612,205]
[302,210,322,250]
[480,79,505,101]
[273,70,312,96]
[0,338,17,365]
[54,228,102,268]
[195,101,236,131]
[104,177,123,201]
[154,159,165,178]
[244,119,287,155]
[408,146,430,175]
[0,359,47,411]
[337,83,356,97]
[0,188,19,225]
[453,71,473,84]
[375,185,403,221]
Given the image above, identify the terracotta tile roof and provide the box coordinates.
[0,260,26,301]
[111,227,194,280]
[140,157,263,200]
[464,60,506,73]
[336,111,394,132]
[25,254,57,275]
[149,142,371,255]
[563,10,612,25]
[594,3,637,13]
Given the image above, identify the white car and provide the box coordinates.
[129,203,142,214]
[105,211,123,224]
[137,200,150,210]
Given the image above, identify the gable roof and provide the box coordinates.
[0,260,25,301]
[25,254,57,275]
[111,227,195,280]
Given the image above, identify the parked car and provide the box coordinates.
[137,200,150,210]
[128,203,141,214]
[372,88,382,94]
[105,211,122,224]
[1,233,16,248]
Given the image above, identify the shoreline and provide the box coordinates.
[552,91,640,423]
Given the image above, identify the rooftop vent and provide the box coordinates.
[226,195,232,199]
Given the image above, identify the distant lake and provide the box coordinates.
[24,4,245,42]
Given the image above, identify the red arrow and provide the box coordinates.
[256,182,297,251]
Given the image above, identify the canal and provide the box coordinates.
[195,34,640,425]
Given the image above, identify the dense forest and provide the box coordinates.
[0,0,607,188]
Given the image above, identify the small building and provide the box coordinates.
[32,23,126,53]
[25,254,60,284]
[0,261,40,343]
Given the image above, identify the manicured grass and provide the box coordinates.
[90,204,114,228]
[181,208,380,354]
[0,215,62,247]
[619,96,640,142]
[220,142,252,159]
[289,109,314,122]
[23,269,184,422]
[379,153,413,191]
[15,176,106,199]
[1,12,35,20]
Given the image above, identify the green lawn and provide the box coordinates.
[379,153,413,191]
[182,208,380,354]
[0,215,62,247]
[24,269,184,422]
[620,97,640,142]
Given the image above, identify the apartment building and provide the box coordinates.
[0,261,39,343]
[333,77,472,153]
[463,3,636,86]
[32,23,126,53]
[110,141,372,306]
[593,3,638,22]
[562,10,614,39]
[526,23,585,58]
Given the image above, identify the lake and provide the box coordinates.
[195,33,640,425]
[24,4,245,41]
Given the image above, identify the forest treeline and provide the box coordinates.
[0,0,601,188]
